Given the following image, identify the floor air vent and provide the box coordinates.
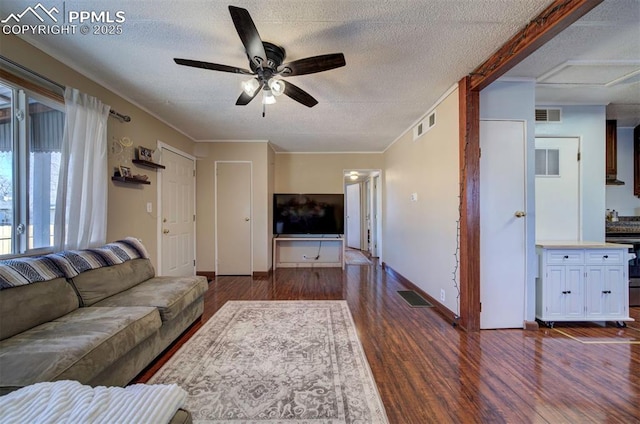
[397,290,433,307]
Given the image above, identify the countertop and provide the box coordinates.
[536,241,633,249]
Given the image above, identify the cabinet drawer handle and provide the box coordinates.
[563,255,569,259]
[602,290,612,294]
[562,290,571,294]
[603,255,609,259]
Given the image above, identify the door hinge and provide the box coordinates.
[479,302,482,312]
[193,259,196,266]
[193,214,196,222]
[479,148,481,158]
[193,170,196,177]
[577,152,581,161]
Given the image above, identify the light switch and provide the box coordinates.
[146,202,152,213]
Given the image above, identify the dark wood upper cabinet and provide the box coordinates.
[634,124,639,197]
[606,120,617,179]
[606,120,625,185]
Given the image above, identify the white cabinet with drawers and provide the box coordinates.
[536,242,633,327]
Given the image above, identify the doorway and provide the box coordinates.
[343,169,382,258]
[479,120,527,329]
[158,144,196,277]
[215,161,252,275]
[535,137,581,241]
[346,183,361,249]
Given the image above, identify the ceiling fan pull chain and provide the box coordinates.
[262,102,266,118]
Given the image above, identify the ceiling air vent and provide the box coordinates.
[535,108,562,123]
[413,111,437,141]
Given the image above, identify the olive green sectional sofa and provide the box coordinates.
[0,237,208,400]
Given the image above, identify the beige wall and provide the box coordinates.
[2,35,195,270]
[383,88,460,313]
[194,142,271,273]
[275,153,384,193]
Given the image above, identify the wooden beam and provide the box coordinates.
[458,76,480,332]
[458,0,604,331]
[469,0,603,91]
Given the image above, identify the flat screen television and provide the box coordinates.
[273,193,344,235]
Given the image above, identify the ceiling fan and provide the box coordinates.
[174,5,346,116]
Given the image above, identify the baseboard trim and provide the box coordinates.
[252,270,272,279]
[382,262,459,326]
[196,271,215,282]
[523,320,539,331]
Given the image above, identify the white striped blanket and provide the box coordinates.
[0,380,186,424]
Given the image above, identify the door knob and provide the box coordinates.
[163,229,169,234]
[514,211,526,218]
[245,217,250,221]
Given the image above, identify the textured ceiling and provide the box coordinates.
[505,0,640,127]
[3,1,633,152]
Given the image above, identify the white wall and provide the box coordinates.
[606,127,639,216]
[535,105,607,241]
[383,88,460,314]
[480,79,537,323]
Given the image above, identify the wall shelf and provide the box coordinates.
[111,176,151,185]
[132,159,165,169]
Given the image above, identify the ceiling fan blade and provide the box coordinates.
[236,82,264,106]
[283,81,318,108]
[228,6,267,68]
[278,53,346,76]
[174,58,252,75]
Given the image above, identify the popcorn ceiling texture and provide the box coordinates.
[7,0,625,151]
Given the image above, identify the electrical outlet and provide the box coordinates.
[440,289,445,302]
[410,192,418,202]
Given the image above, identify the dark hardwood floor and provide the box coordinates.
[136,263,640,423]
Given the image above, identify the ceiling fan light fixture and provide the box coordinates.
[242,78,260,96]
[268,78,286,96]
[262,89,276,105]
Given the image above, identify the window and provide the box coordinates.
[0,80,63,256]
[535,148,560,176]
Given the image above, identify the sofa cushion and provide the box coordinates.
[0,278,79,341]
[0,306,160,391]
[70,259,155,306]
[93,275,208,322]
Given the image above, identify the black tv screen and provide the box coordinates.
[274,193,344,235]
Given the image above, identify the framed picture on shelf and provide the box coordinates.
[119,165,132,178]
[137,146,153,162]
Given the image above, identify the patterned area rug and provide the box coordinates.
[344,249,372,265]
[149,301,389,423]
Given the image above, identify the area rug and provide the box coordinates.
[344,249,371,265]
[149,300,389,423]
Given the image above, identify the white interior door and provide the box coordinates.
[535,137,580,241]
[346,183,361,249]
[365,179,371,253]
[480,120,527,329]
[216,162,251,275]
[374,175,382,258]
[160,147,195,277]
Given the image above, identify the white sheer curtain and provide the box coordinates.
[54,87,110,250]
